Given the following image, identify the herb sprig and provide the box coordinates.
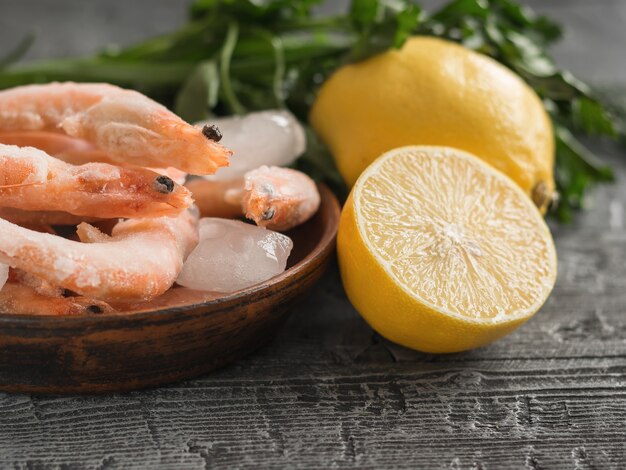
[0,0,622,220]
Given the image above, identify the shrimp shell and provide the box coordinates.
[185,177,244,219]
[10,268,66,298]
[242,166,320,231]
[0,132,188,186]
[0,144,192,219]
[0,143,48,186]
[0,131,110,165]
[0,282,115,315]
[0,207,102,227]
[0,208,199,302]
[187,166,320,231]
[0,82,232,174]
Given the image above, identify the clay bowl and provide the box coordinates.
[0,185,340,394]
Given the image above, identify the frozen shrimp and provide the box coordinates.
[0,131,110,165]
[0,208,199,302]
[11,268,67,298]
[0,207,101,227]
[187,166,320,231]
[0,82,231,174]
[241,166,320,231]
[0,144,191,219]
[0,282,115,315]
[185,177,244,219]
[0,143,48,187]
[0,131,188,185]
[0,211,59,234]
[189,110,316,230]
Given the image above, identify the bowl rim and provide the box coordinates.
[0,184,340,326]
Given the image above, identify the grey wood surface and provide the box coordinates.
[0,1,625,469]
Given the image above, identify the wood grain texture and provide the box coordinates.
[0,1,625,468]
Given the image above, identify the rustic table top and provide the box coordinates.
[0,1,625,468]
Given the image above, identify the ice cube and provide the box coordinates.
[198,110,306,181]
[0,263,7,291]
[176,218,293,293]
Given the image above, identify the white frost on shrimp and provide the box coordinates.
[74,164,121,182]
[52,257,79,281]
[0,82,232,175]
[0,144,49,186]
[74,264,102,289]
[0,209,199,302]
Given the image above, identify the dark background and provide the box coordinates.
[0,1,625,468]
[2,0,626,84]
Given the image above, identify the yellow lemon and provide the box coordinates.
[311,36,555,211]
[337,146,557,353]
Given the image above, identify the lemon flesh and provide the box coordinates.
[338,146,557,353]
[311,36,555,211]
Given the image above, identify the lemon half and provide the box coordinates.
[338,146,557,353]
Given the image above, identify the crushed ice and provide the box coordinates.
[198,110,306,180]
[176,218,293,293]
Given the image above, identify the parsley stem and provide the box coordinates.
[220,21,245,115]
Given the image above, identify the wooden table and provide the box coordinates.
[0,1,625,468]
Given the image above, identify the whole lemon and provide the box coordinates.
[310,36,555,210]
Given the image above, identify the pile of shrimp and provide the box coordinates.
[0,83,320,315]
